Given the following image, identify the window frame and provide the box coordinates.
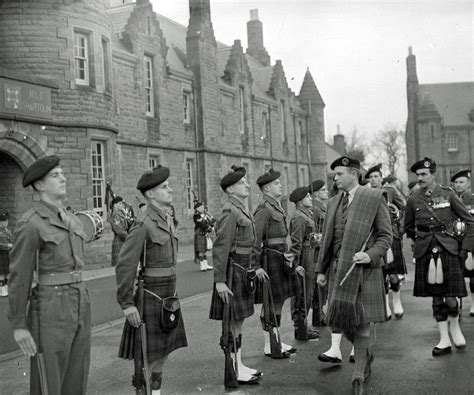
[91,140,106,217]
[148,154,161,170]
[239,86,245,134]
[185,159,194,213]
[183,91,191,124]
[144,55,154,117]
[74,32,90,85]
[447,133,458,152]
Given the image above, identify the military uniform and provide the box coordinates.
[0,224,13,277]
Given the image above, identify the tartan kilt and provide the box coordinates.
[209,254,255,321]
[254,247,298,305]
[118,275,187,362]
[111,237,124,267]
[194,229,207,254]
[384,237,407,275]
[0,251,10,276]
[413,251,467,297]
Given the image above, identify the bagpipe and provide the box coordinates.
[105,182,136,231]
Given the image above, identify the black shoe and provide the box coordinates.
[237,375,260,385]
[284,346,297,354]
[432,346,452,356]
[470,311,474,317]
[318,353,342,364]
[250,370,263,377]
[307,329,320,340]
[349,355,355,363]
[264,350,291,359]
[352,378,365,395]
[364,352,374,380]
[395,312,404,319]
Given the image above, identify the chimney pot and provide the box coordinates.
[250,9,259,20]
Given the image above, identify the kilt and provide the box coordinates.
[209,254,255,321]
[194,229,207,254]
[0,251,9,276]
[254,246,298,305]
[413,251,467,297]
[384,237,407,275]
[111,237,124,267]
[118,275,187,362]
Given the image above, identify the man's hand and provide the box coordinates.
[256,268,269,282]
[13,329,37,357]
[316,273,327,287]
[353,251,371,265]
[216,282,233,304]
[295,266,305,277]
[123,306,141,328]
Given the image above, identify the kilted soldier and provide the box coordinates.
[254,168,298,357]
[209,165,265,385]
[193,199,215,271]
[289,186,319,340]
[366,164,407,319]
[116,166,187,394]
[316,156,392,393]
[8,155,91,394]
[451,169,474,316]
[110,196,130,267]
[404,158,473,356]
[0,211,13,296]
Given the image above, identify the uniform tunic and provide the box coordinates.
[109,209,129,267]
[209,196,257,321]
[116,204,187,362]
[8,201,91,395]
[404,184,474,297]
[253,195,298,305]
[459,190,474,278]
[0,225,13,276]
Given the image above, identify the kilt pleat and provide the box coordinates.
[194,230,207,253]
[384,237,407,275]
[414,252,467,297]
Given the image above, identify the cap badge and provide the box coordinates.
[342,158,349,166]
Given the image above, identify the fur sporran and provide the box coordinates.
[282,251,296,276]
[161,296,181,332]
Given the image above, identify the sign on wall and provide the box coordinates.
[0,77,52,120]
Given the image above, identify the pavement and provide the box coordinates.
[2,241,474,394]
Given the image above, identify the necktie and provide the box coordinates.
[58,208,71,229]
[166,214,175,234]
[342,193,349,213]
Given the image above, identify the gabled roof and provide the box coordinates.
[299,68,325,107]
[418,82,474,126]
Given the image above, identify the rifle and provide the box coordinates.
[295,274,308,341]
[220,257,238,389]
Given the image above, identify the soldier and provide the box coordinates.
[404,158,473,356]
[209,165,265,385]
[316,156,392,393]
[289,186,319,340]
[116,166,187,394]
[366,164,407,319]
[450,169,474,316]
[8,155,91,394]
[109,196,129,267]
[0,211,13,296]
[408,181,420,196]
[193,199,214,271]
[254,168,298,357]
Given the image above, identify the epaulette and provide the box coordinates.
[222,201,232,213]
[18,208,36,222]
[440,184,455,192]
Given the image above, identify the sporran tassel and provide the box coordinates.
[428,257,436,284]
[435,256,443,284]
[465,252,473,271]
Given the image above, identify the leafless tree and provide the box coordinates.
[345,126,367,164]
[372,124,406,176]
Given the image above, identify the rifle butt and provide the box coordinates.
[224,354,239,388]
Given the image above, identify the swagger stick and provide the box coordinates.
[339,230,374,286]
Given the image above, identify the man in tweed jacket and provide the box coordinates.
[316,156,392,394]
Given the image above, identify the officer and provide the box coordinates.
[209,165,265,385]
[116,166,187,394]
[451,169,474,316]
[404,158,474,356]
[8,155,91,394]
[289,186,319,340]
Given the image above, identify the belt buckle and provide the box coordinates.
[71,271,81,283]
[171,266,176,275]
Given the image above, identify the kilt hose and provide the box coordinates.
[194,229,207,254]
[384,237,407,275]
[209,254,255,321]
[111,237,124,267]
[414,251,467,298]
[254,246,298,305]
[118,275,187,362]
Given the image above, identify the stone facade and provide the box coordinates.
[0,0,327,268]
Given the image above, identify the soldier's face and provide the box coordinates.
[333,166,357,192]
[35,166,67,199]
[315,186,328,201]
[454,177,470,193]
[368,172,383,188]
[229,177,250,198]
[148,180,173,206]
[302,193,312,208]
[415,169,435,188]
[265,178,282,198]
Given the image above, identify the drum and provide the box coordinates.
[76,210,104,242]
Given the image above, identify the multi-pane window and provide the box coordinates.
[280,100,286,141]
[185,159,194,212]
[74,32,89,85]
[239,87,245,134]
[144,56,154,116]
[148,154,160,170]
[262,111,268,139]
[297,121,304,145]
[91,141,105,216]
[447,134,458,152]
[102,37,110,91]
[183,92,191,124]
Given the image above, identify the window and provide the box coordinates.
[102,37,111,91]
[239,87,245,134]
[280,100,286,141]
[447,134,458,152]
[185,159,194,212]
[297,121,304,145]
[261,111,268,140]
[144,56,154,116]
[183,91,191,124]
[148,154,161,170]
[283,166,290,195]
[300,166,308,185]
[264,162,271,173]
[74,32,89,85]
[91,141,106,216]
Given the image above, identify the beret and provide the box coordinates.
[364,163,382,179]
[194,199,204,209]
[220,165,246,191]
[22,155,61,188]
[383,175,397,184]
[330,156,360,171]
[137,165,170,193]
[408,181,418,189]
[256,168,281,187]
[410,157,436,173]
[289,186,309,203]
[111,196,123,205]
[0,211,9,221]
[308,179,325,192]
[359,175,370,186]
[451,169,471,182]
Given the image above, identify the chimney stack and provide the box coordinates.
[246,9,270,66]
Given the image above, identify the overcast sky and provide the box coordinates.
[150,0,473,143]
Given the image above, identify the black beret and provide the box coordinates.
[289,186,309,203]
[256,168,281,187]
[364,163,382,179]
[111,196,123,205]
[330,156,360,170]
[410,157,436,173]
[359,175,370,186]
[383,175,397,184]
[22,155,61,188]
[308,179,325,192]
[220,165,246,191]
[408,181,418,189]
[451,169,471,182]
[0,211,9,221]
[194,199,204,209]
[137,165,170,193]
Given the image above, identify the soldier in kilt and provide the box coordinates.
[193,199,214,271]
[451,169,474,316]
[404,158,474,357]
[254,169,298,357]
[366,165,407,319]
[109,196,129,267]
[209,165,266,385]
[116,166,187,395]
[316,156,392,393]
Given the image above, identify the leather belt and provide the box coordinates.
[38,271,82,286]
[233,246,253,255]
[417,224,444,232]
[266,237,286,246]
[144,267,176,277]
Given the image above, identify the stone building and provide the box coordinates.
[406,47,474,184]
[0,0,326,267]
